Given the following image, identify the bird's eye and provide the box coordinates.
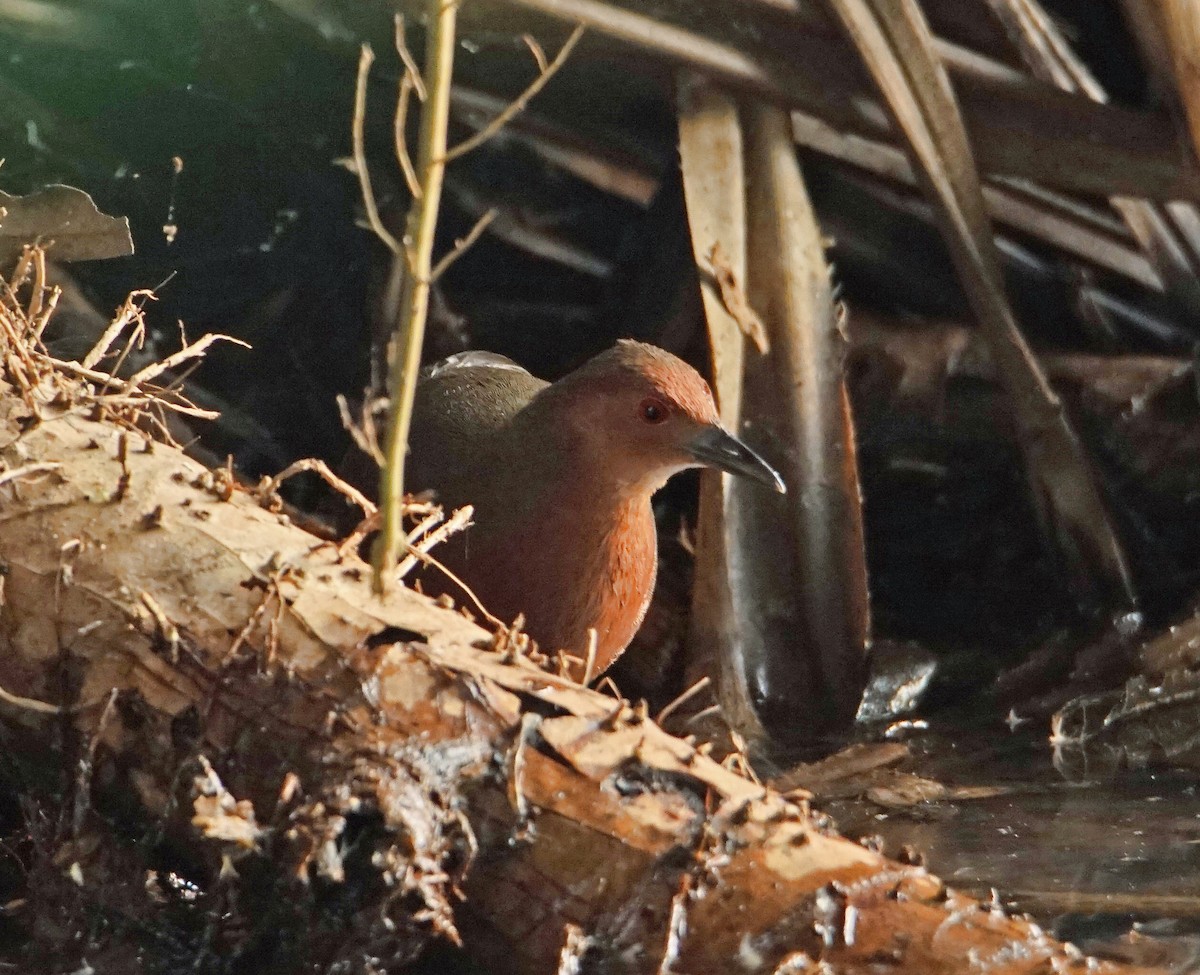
[639,397,669,424]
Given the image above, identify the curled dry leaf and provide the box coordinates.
[0,185,133,265]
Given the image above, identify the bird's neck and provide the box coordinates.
[570,477,656,546]
[540,453,657,567]
[496,395,661,672]
[512,454,658,672]
[557,478,659,675]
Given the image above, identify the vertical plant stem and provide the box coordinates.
[676,76,767,744]
[743,102,870,733]
[373,0,459,591]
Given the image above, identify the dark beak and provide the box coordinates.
[687,426,786,494]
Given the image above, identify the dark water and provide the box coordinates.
[815,725,1200,967]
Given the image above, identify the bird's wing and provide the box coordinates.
[409,351,549,511]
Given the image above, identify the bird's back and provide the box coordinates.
[408,352,547,513]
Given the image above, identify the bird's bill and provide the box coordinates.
[686,426,786,493]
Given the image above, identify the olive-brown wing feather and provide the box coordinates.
[408,355,548,513]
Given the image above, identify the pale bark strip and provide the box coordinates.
[676,75,768,744]
[743,102,871,731]
[680,80,871,742]
[1158,0,1200,167]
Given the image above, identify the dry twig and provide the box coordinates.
[352,44,403,255]
[121,332,248,394]
[396,503,474,579]
[656,676,712,725]
[337,392,386,466]
[81,290,153,369]
[0,679,61,715]
[393,13,427,102]
[0,462,61,487]
[258,458,377,517]
[394,15,424,199]
[580,627,599,686]
[430,209,498,282]
[444,25,586,162]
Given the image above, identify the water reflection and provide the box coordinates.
[807,725,1200,968]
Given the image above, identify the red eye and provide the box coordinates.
[640,397,669,424]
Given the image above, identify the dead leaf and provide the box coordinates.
[867,772,1012,808]
[192,756,264,849]
[986,0,1200,322]
[705,241,769,353]
[0,185,133,265]
[744,102,872,734]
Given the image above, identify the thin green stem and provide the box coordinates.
[373,0,459,592]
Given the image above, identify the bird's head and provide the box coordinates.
[547,340,785,495]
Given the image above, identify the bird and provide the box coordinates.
[407,340,784,679]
